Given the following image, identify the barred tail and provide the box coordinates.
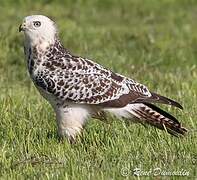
[130,103,187,136]
[107,103,187,136]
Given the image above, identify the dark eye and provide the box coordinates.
[33,21,41,27]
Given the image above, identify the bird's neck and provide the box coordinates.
[25,39,51,54]
[24,31,57,48]
[25,36,65,55]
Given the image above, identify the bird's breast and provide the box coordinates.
[26,45,47,75]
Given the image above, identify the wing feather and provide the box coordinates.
[33,54,151,107]
[33,53,181,109]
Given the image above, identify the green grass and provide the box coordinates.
[0,0,196,179]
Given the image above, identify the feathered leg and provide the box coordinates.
[54,104,90,143]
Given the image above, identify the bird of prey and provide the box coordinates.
[19,15,187,143]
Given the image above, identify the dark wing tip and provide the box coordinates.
[151,92,184,110]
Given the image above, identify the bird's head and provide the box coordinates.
[19,15,58,46]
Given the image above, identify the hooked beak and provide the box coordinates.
[19,23,26,32]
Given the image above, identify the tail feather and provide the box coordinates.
[114,103,187,136]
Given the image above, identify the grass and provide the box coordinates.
[0,0,196,179]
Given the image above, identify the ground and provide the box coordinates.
[0,0,196,179]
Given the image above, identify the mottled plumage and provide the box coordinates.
[19,15,187,142]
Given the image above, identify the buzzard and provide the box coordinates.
[19,15,187,143]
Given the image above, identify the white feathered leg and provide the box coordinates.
[54,103,90,143]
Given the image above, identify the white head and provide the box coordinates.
[19,15,58,46]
